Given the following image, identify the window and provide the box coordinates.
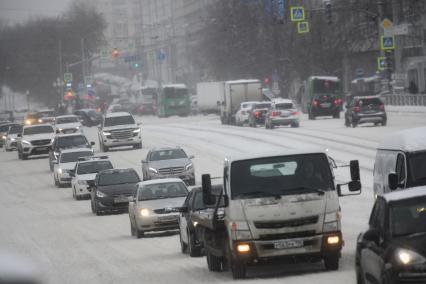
[98,170,140,186]
[57,136,88,148]
[138,182,188,201]
[390,198,426,237]
[8,125,22,134]
[104,115,135,127]
[77,161,113,175]
[275,103,294,110]
[60,151,93,163]
[164,88,188,99]
[149,149,187,161]
[56,116,79,124]
[369,199,385,231]
[23,125,54,135]
[395,153,406,186]
[408,151,426,186]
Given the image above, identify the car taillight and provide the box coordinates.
[254,111,261,117]
[313,100,319,107]
[354,106,360,112]
[292,111,299,116]
[379,104,385,111]
[271,111,280,117]
[334,99,342,105]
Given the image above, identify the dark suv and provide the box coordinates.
[90,168,141,215]
[356,187,426,284]
[248,101,272,127]
[49,133,94,171]
[308,94,342,120]
[344,96,386,127]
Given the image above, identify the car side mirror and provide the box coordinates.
[69,170,75,177]
[90,141,95,146]
[388,173,398,191]
[202,174,215,206]
[363,228,380,244]
[17,134,22,138]
[178,206,188,213]
[350,160,360,181]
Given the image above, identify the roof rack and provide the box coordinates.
[77,155,109,162]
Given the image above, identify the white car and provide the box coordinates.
[17,124,55,160]
[70,156,114,200]
[54,115,83,134]
[4,124,22,151]
[53,148,94,188]
[265,98,300,129]
[235,101,258,126]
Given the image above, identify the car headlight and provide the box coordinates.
[148,167,158,174]
[76,126,80,129]
[396,249,426,265]
[58,128,63,132]
[185,163,193,171]
[38,119,43,123]
[21,140,31,145]
[58,168,63,174]
[140,208,150,217]
[96,191,106,198]
[133,128,141,133]
[78,180,87,185]
[2,135,6,140]
[25,119,32,125]
[102,131,111,136]
[10,137,16,142]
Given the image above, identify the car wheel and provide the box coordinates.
[136,228,144,239]
[22,154,28,160]
[309,111,316,120]
[18,150,22,160]
[91,199,95,213]
[333,112,340,119]
[206,251,222,272]
[179,229,187,253]
[93,201,102,216]
[72,187,76,199]
[345,118,350,127]
[188,230,201,257]
[324,253,339,271]
[351,119,358,128]
[130,218,136,237]
[291,122,299,128]
[382,119,387,126]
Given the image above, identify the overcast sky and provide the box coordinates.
[0,0,73,25]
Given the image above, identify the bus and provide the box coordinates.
[301,76,342,120]
[157,84,191,117]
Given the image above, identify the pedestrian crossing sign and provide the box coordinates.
[298,22,309,34]
[291,7,305,22]
[381,36,395,50]
[377,57,386,71]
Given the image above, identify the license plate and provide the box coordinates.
[114,197,129,204]
[274,240,303,249]
[36,147,48,151]
[320,103,331,108]
[159,216,177,221]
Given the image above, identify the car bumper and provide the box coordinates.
[22,144,52,155]
[354,113,386,123]
[270,117,299,125]
[102,136,142,147]
[57,173,72,184]
[74,183,91,196]
[6,141,17,149]
[232,232,342,264]
[136,213,180,232]
[384,264,426,283]
[96,197,130,211]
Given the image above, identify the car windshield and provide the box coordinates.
[193,186,225,210]
[138,182,188,201]
[98,170,139,186]
[149,149,187,161]
[0,124,11,132]
[77,160,113,174]
[38,111,55,117]
[23,125,54,135]
[275,103,294,110]
[408,152,426,186]
[358,98,382,106]
[253,103,271,109]
[56,117,79,124]
[230,154,334,199]
[391,198,426,237]
[87,110,100,118]
[241,103,254,109]
[60,151,93,163]
[104,115,135,127]
[57,136,88,148]
[8,125,22,134]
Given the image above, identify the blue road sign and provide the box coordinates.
[381,36,395,50]
[290,6,305,22]
[78,83,84,91]
[157,50,166,61]
[278,0,285,18]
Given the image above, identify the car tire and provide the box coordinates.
[333,112,340,119]
[134,142,142,149]
[91,199,95,214]
[188,230,201,257]
[351,119,358,128]
[130,219,136,237]
[54,177,59,187]
[206,252,222,272]
[382,119,387,126]
[309,111,316,120]
[22,154,28,160]
[18,150,22,160]
[291,122,299,128]
[179,229,187,253]
[72,187,76,200]
[324,253,339,271]
[49,159,54,172]
[345,118,350,127]
[136,228,144,239]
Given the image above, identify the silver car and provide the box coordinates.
[128,178,189,238]
[141,147,195,185]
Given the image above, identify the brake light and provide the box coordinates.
[292,111,299,116]
[254,111,261,117]
[313,100,319,107]
[379,104,385,111]
[334,99,342,105]
[270,111,280,117]
[354,106,360,113]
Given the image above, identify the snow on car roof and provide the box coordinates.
[162,84,187,89]
[105,112,132,118]
[381,186,426,203]
[23,124,53,129]
[377,127,426,152]
[272,98,294,104]
[139,178,185,186]
[310,76,340,82]
[227,148,327,163]
[225,79,260,84]
[60,148,93,154]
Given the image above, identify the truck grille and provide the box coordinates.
[158,167,185,175]
[110,129,134,140]
[259,230,316,241]
[110,192,133,198]
[153,208,177,214]
[31,139,51,146]
[254,216,319,229]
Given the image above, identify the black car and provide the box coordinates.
[345,96,387,128]
[356,187,426,284]
[308,94,342,120]
[74,109,102,127]
[90,168,141,215]
[248,101,272,127]
[49,134,94,171]
[179,185,224,257]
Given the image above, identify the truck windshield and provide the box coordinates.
[138,182,188,201]
[408,152,426,187]
[60,151,93,163]
[230,154,334,199]
[391,198,426,237]
[104,115,135,127]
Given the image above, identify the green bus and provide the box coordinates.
[157,84,191,117]
[301,76,343,120]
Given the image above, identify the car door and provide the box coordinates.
[179,191,193,244]
[361,198,386,284]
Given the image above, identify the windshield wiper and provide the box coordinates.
[283,187,326,196]
[236,191,281,199]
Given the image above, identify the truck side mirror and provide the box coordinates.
[90,141,95,146]
[69,170,75,177]
[388,173,398,191]
[17,133,22,138]
[350,160,360,181]
[202,174,215,206]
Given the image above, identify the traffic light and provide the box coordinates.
[324,0,332,25]
[112,48,119,58]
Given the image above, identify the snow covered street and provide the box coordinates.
[1,112,425,284]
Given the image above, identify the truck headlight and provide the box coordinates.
[102,131,111,136]
[397,249,426,265]
[78,180,87,185]
[148,167,158,174]
[140,208,150,217]
[96,191,106,198]
[185,163,193,171]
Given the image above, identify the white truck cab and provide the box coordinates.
[194,149,361,279]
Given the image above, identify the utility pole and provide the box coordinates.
[377,0,391,93]
[392,0,402,76]
[81,38,86,91]
[58,39,63,104]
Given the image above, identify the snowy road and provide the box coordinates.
[1,113,425,284]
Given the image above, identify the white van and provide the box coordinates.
[373,127,426,197]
